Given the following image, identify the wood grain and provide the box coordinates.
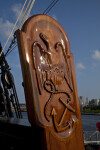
[16,14,85,150]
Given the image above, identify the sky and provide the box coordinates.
[0,0,100,103]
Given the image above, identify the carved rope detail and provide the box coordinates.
[44,80,75,132]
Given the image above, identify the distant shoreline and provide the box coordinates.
[81,112,100,116]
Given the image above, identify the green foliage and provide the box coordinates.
[83,105,100,113]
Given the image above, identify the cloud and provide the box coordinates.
[12,3,23,18]
[77,63,86,69]
[92,50,100,60]
[0,3,22,42]
[0,18,14,41]
[92,63,97,68]
[52,14,57,21]
[11,64,21,69]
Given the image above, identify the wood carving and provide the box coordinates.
[44,80,75,132]
[32,33,73,94]
[32,32,77,134]
[16,14,85,150]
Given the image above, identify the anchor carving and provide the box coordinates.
[51,98,75,132]
[44,80,75,132]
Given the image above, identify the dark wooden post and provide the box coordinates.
[16,14,85,150]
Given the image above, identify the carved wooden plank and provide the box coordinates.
[16,14,85,150]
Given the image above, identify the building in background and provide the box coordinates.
[85,97,89,106]
[89,99,100,106]
[79,96,100,113]
[79,96,84,106]
[98,100,100,105]
[79,96,84,112]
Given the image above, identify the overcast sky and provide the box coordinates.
[0,0,100,103]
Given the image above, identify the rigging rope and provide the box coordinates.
[43,0,59,15]
[0,0,28,57]
[5,44,17,57]
[1,0,36,58]
[24,0,35,22]
[3,0,59,58]
[17,0,32,30]
[0,0,60,118]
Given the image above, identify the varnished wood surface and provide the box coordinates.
[16,14,85,150]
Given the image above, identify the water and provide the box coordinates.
[21,112,28,119]
[81,115,100,142]
[21,112,100,131]
[81,114,100,131]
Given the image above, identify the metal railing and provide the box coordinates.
[84,130,100,145]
